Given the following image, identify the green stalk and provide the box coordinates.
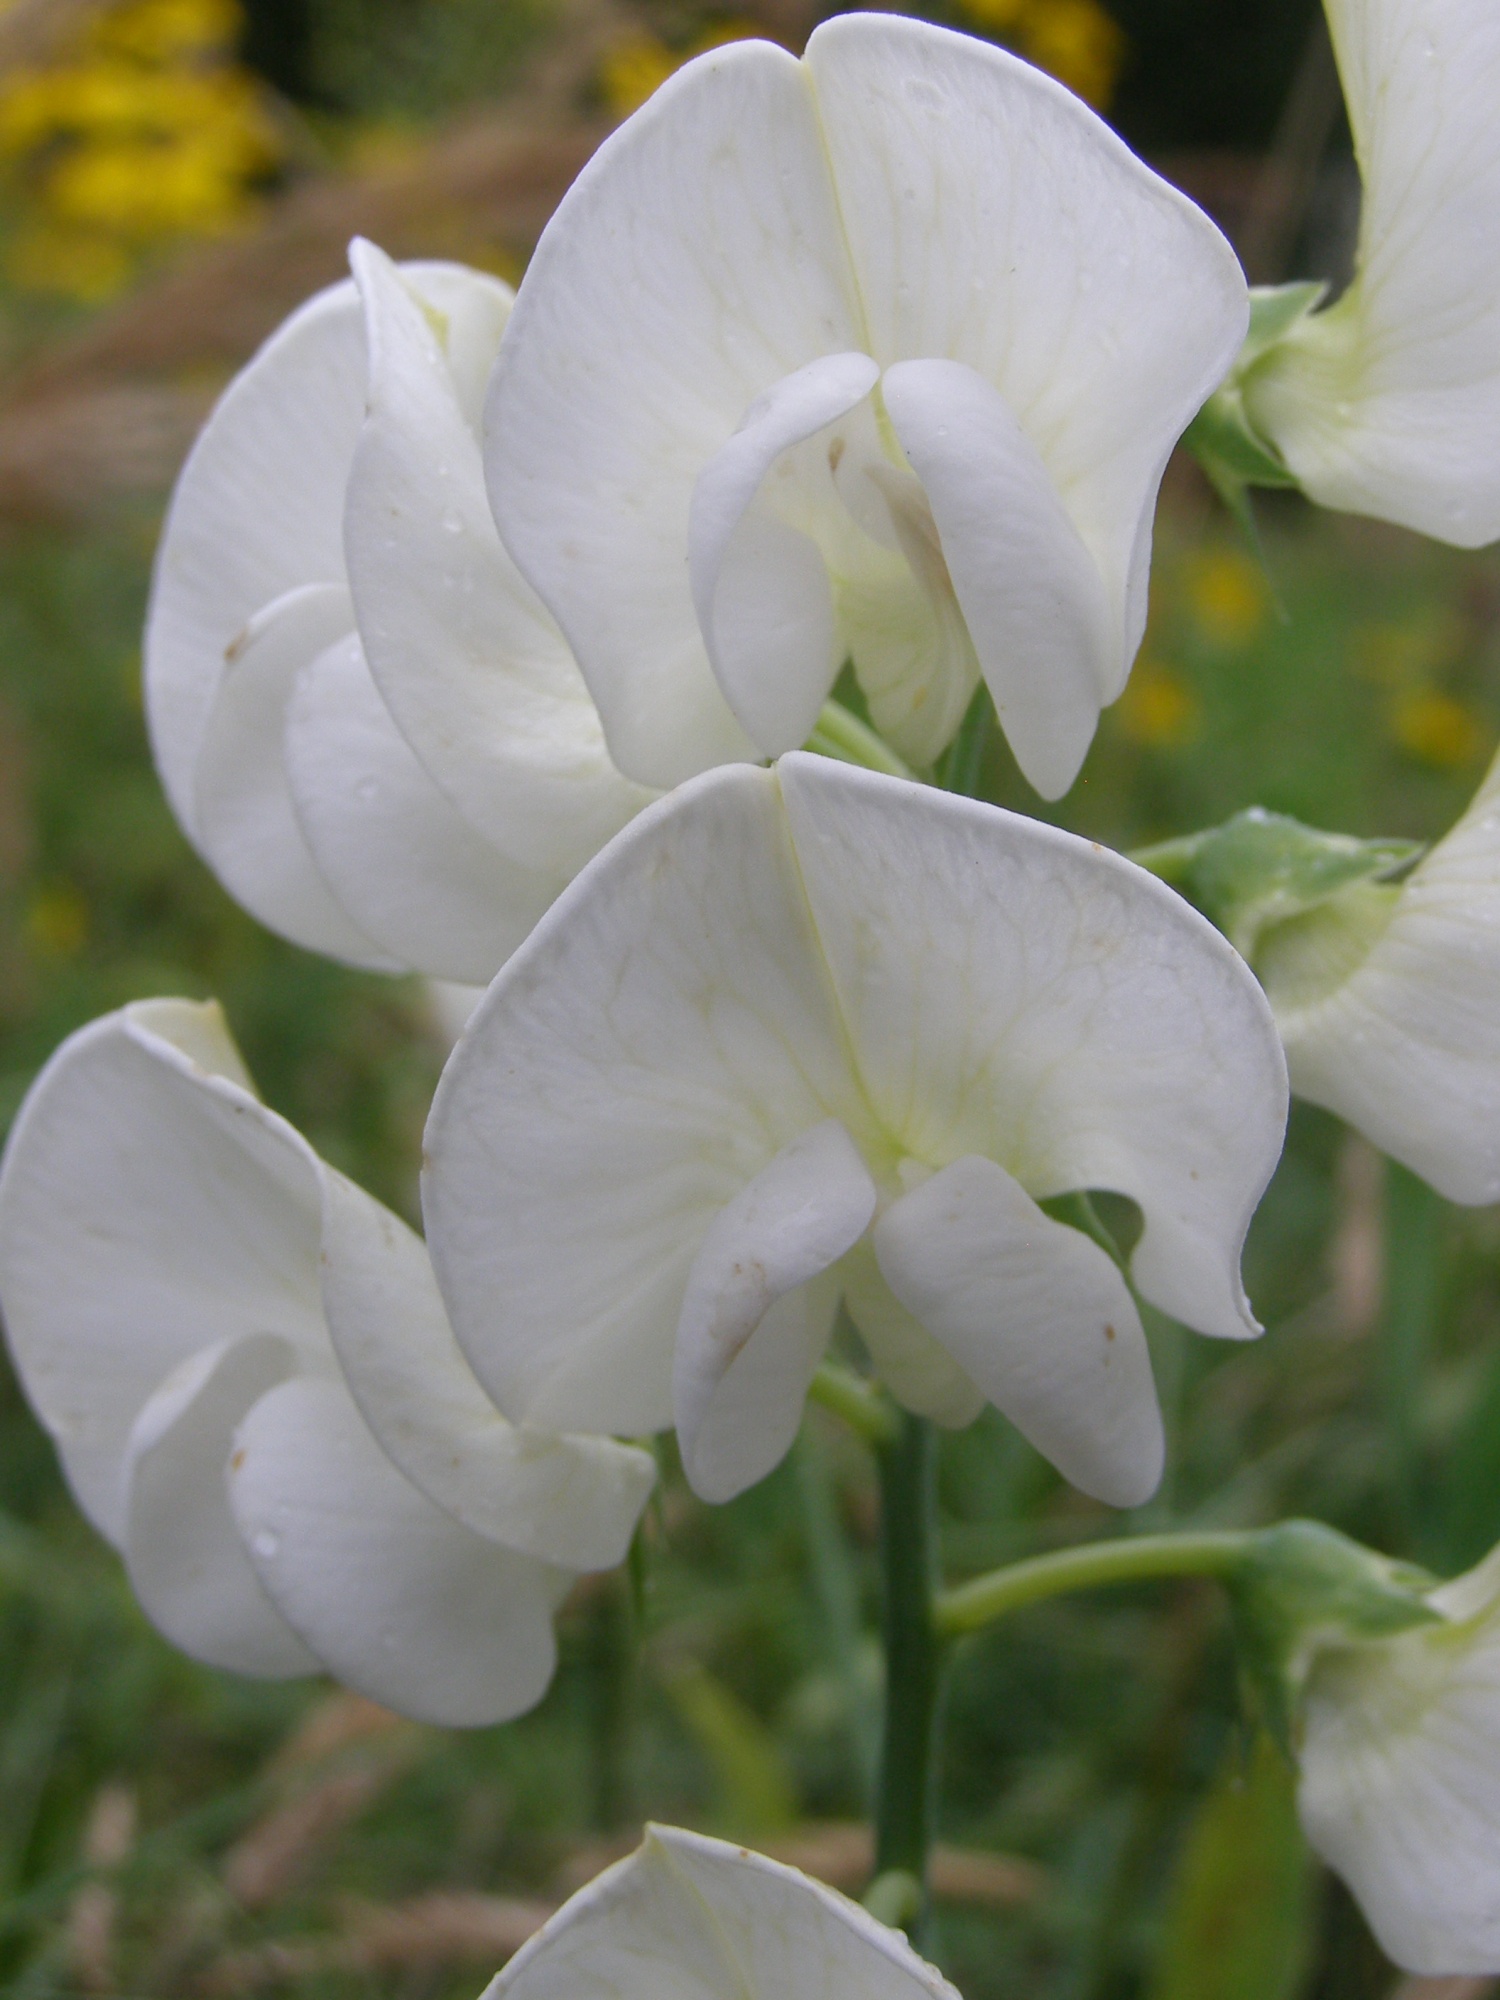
[582,1569,636,1830]
[808,1360,899,1449]
[807,701,916,781]
[935,1531,1254,1639]
[1380,1161,1440,1557]
[870,1412,943,1940]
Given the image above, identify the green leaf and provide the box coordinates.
[1131,807,1422,960]
[1147,1734,1314,2000]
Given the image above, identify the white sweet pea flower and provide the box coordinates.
[1296,1542,1500,1975]
[1242,0,1500,546]
[424,754,1287,1511]
[482,1824,958,2000]
[0,998,654,1726]
[1254,749,1500,1202]
[483,11,1248,799]
[146,240,651,984]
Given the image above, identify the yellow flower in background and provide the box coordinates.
[1113,657,1202,750]
[90,0,243,64]
[958,0,1125,108]
[600,21,765,119]
[24,885,89,959]
[0,0,282,303]
[7,223,131,301]
[1349,614,1488,771]
[598,32,679,117]
[1391,690,1489,771]
[1184,545,1270,649]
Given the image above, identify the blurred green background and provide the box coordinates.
[0,4,1495,1998]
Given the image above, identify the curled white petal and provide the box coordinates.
[881,359,1112,800]
[841,1244,986,1429]
[193,586,396,969]
[285,633,558,985]
[230,1376,571,1728]
[0,999,328,1540]
[874,1155,1162,1507]
[485,1824,963,2000]
[1260,751,1500,1202]
[122,1333,316,1676]
[146,278,369,838]
[1298,1545,1500,1975]
[347,240,652,878]
[690,353,879,755]
[320,1166,654,1571]
[673,1120,875,1500]
[1245,0,1500,546]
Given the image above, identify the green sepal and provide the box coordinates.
[1185,392,1300,494]
[1183,283,1329,531]
[1131,807,1423,960]
[1227,1521,1440,1752]
[1242,282,1329,369]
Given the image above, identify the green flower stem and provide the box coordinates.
[1380,1161,1441,1557]
[934,1530,1255,1639]
[807,701,916,781]
[808,1360,899,1450]
[873,1411,943,1938]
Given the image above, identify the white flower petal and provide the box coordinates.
[0,1000,328,1542]
[483,39,863,789]
[424,764,857,1436]
[285,633,556,985]
[345,241,650,876]
[840,1242,986,1428]
[192,584,396,969]
[145,278,368,837]
[690,353,879,756]
[1261,752,1500,1202]
[1298,1557,1500,1974]
[673,1121,874,1499]
[1245,0,1500,546]
[706,512,837,757]
[776,754,1286,1341]
[229,1376,570,1727]
[685,1280,842,1507]
[805,12,1247,691]
[426,756,1284,1489]
[318,1165,655,1572]
[874,1155,1161,1506]
[838,561,979,773]
[122,1334,316,1676]
[486,1824,962,2000]
[882,358,1112,799]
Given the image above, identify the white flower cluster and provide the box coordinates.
[0,996,654,1725]
[3,0,1500,1980]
